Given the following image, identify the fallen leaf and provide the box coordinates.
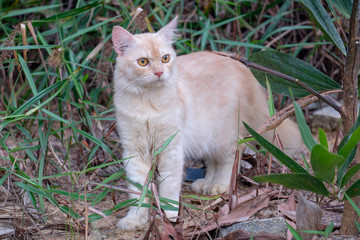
[296,193,323,240]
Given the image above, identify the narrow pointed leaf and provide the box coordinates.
[249,51,340,97]
[341,164,360,188]
[338,125,360,158]
[346,180,360,198]
[253,173,330,196]
[299,0,346,55]
[318,128,329,149]
[244,122,308,174]
[327,0,353,19]
[294,101,317,151]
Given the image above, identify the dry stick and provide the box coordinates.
[256,89,342,135]
[211,52,343,115]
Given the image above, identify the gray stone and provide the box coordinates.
[219,216,288,238]
[312,106,341,131]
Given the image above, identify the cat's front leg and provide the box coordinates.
[117,156,151,230]
[157,144,184,222]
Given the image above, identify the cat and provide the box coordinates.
[112,16,302,230]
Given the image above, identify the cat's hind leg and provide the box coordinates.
[191,144,245,196]
[191,158,216,194]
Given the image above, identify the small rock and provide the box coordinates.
[219,217,288,238]
[312,106,341,131]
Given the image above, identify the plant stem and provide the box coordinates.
[340,0,360,235]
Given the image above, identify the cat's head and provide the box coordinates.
[112,17,178,94]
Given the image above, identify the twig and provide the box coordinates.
[212,51,343,114]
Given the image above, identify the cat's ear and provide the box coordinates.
[112,26,135,55]
[157,16,178,42]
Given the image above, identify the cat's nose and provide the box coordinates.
[154,72,163,78]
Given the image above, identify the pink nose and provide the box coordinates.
[154,72,163,78]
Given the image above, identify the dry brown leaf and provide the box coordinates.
[296,194,323,240]
[186,193,271,236]
[278,193,296,221]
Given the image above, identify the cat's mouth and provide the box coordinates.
[142,77,165,88]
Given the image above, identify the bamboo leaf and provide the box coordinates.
[248,51,341,97]
[253,173,330,196]
[244,122,308,174]
[318,128,329,149]
[299,0,346,55]
[327,0,353,19]
[341,164,360,188]
[294,101,317,151]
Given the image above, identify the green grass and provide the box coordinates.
[0,0,345,238]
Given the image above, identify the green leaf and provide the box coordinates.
[341,164,360,188]
[0,45,58,50]
[286,222,304,240]
[346,180,360,198]
[327,0,353,19]
[248,51,341,97]
[324,222,335,238]
[18,55,37,95]
[318,128,328,149]
[155,131,179,156]
[298,0,346,55]
[1,4,62,18]
[43,1,103,21]
[60,205,80,219]
[345,193,360,216]
[266,76,275,117]
[73,128,114,158]
[244,122,308,174]
[253,173,330,196]
[294,101,317,151]
[310,144,344,183]
[338,125,360,158]
[62,15,120,42]
[337,113,360,185]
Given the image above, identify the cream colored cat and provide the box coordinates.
[112,17,302,230]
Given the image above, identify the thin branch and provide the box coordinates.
[211,51,343,114]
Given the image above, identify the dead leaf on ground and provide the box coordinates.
[278,193,296,222]
[185,192,272,236]
[296,193,323,240]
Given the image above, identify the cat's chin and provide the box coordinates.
[143,78,168,89]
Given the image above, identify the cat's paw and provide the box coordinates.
[192,179,229,195]
[208,183,229,195]
[191,178,212,194]
[117,215,147,230]
[165,210,178,222]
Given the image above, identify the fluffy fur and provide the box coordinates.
[112,17,302,230]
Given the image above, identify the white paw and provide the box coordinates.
[191,178,212,194]
[191,179,229,195]
[117,215,147,230]
[165,210,178,222]
[208,183,229,195]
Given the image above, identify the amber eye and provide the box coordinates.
[137,58,149,66]
[161,54,170,63]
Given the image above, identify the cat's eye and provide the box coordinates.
[161,54,170,63]
[137,58,149,66]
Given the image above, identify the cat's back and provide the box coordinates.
[176,51,255,86]
[176,51,262,97]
